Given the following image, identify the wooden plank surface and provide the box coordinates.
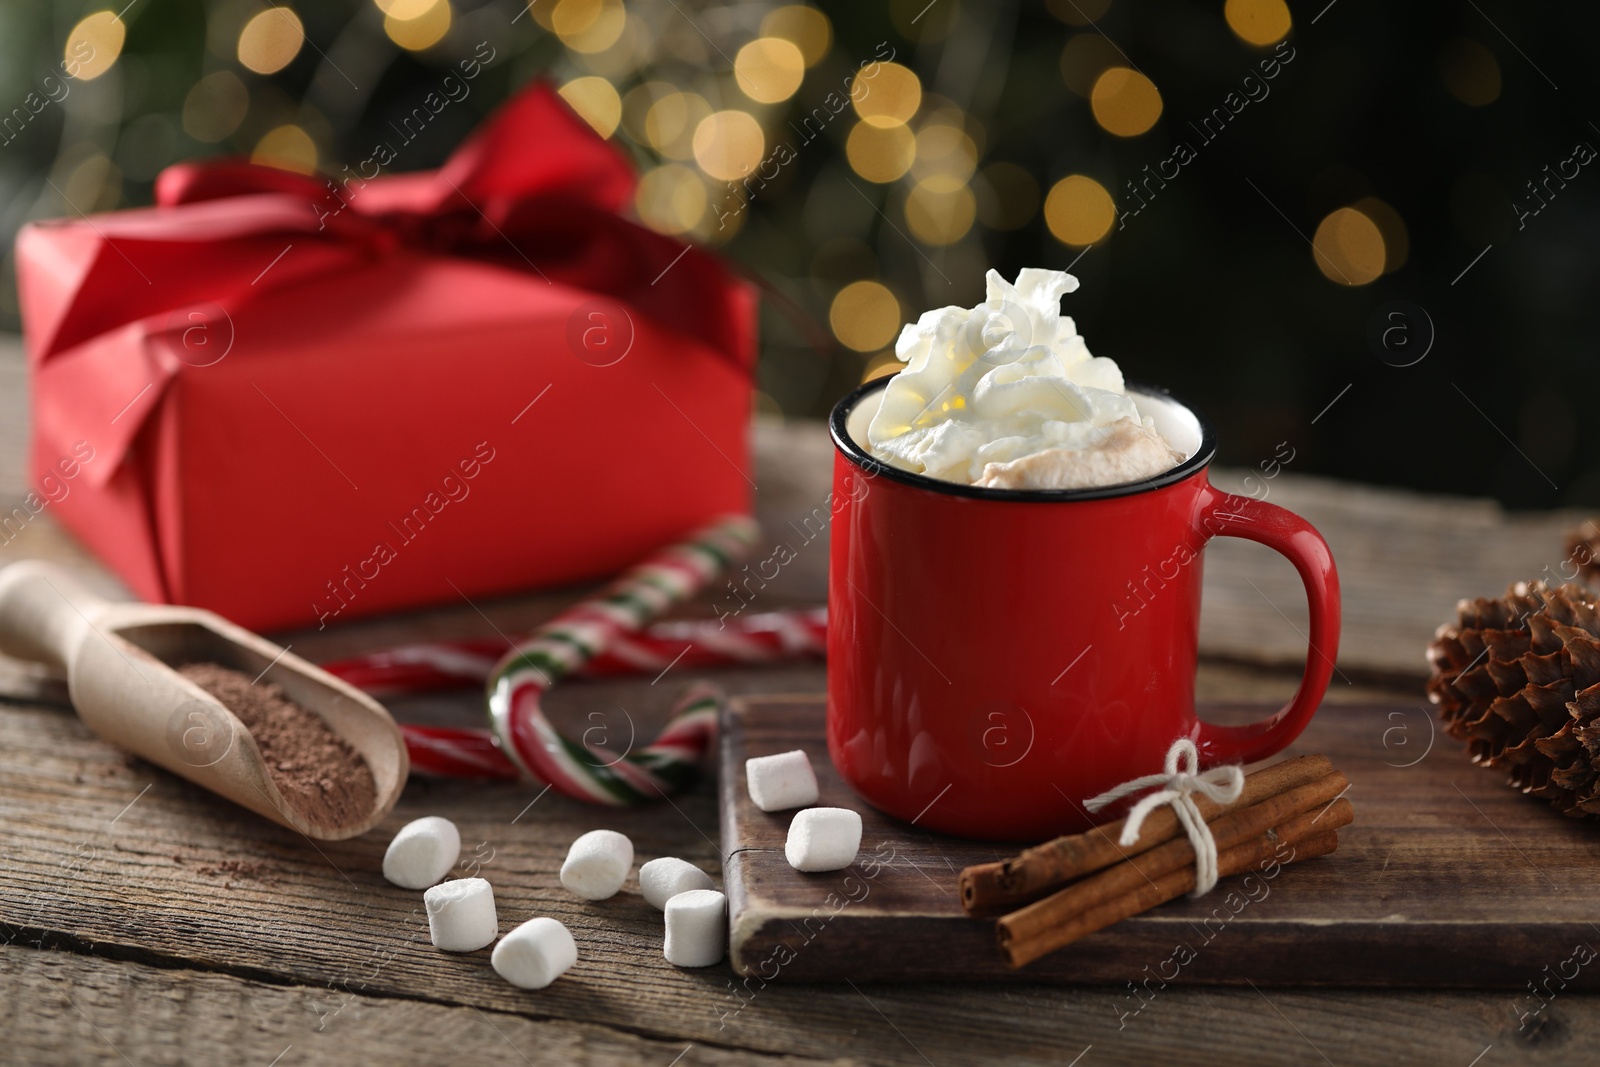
[10,939,1594,1067]
[2,691,1536,1067]
[2,943,848,1067]
[721,695,1600,987]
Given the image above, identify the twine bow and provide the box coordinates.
[1083,738,1244,897]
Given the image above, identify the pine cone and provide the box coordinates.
[1563,522,1600,584]
[1426,580,1600,817]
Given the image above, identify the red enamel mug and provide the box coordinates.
[826,377,1341,841]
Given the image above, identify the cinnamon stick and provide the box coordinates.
[976,770,1346,924]
[961,753,1334,915]
[998,798,1353,968]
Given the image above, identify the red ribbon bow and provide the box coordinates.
[17,82,752,484]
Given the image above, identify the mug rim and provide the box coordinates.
[829,374,1218,503]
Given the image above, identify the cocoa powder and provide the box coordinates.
[178,662,376,829]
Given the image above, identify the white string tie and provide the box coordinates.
[1083,738,1244,897]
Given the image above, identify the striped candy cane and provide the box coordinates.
[488,514,759,803]
[400,723,521,780]
[338,514,812,803]
[323,518,833,799]
[322,608,828,696]
[391,680,736,784]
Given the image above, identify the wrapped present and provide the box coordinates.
[15,83,755,631]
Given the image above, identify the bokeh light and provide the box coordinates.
[830,281,901,352]
[1044,174,1115,246]
[572,17,642,76]
[374,0,435,15]
[182,72,250,143]
[752,390,783,417]
[62,152,121,212]
[698,187,747,243]
[551,0,600,35]
[911,123,977,186]
[659,16,711,65]
[851,63,921,128]
[65,12,126,82]
[861,352,903,383]
[621,81,671,143]
[384,0,452,52]
[1059,34,1123,98]
[634,164,707,234]
[1354,196,1409,273]
[692,110,765,181]
[1090,67,1162,137]
[846,122,916,183]
[558,76,622,138]
[0,0,1572,507]
[251,124,318,174]
[760,5,832,67]
[734,38,806,104]
[238,8,305,75]
[1224,0,1293,48]
[1311,207,1385,285]
[1439,38,1501,106]
[553,0,626,54]
[905,180,976,245]
[645,91,712,160]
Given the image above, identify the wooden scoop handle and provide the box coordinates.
[0,560,109,671]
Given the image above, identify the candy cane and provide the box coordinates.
[401,723,521,780]
[325,519,833,798]
[341,515,782,801]
[393,682,733,783]
[486,515,763,803]
[322,608,828,696]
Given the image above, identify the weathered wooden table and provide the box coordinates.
[2,336,1596,1065]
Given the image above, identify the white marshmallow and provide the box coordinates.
[785,807,862,872]
[560,829,634,900]
[424,877,497,952]
[638,857,715,910]
[492,917,577,989]
[746,749,819,812]
[382,816,462,890]
[663,889,727,968]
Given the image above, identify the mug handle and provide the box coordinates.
[1191,482,1342,766]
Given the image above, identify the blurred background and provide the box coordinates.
[0,0,1594,509]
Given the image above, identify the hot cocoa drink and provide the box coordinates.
[867,268,1187,491]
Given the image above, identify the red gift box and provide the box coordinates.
[15,84,755,631]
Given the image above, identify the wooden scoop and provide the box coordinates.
[0,560,408,840]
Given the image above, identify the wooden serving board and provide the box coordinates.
[719,695,1600,987]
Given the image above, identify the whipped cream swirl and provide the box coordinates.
[865,268,1184,490]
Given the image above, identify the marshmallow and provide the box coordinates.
[785,807,862,872]
[492,917,577,989]
[424,877,497,952]
[382,816,462,890]
[639,857,715,910]
[745,749,820,812]
[663,889,727,968]
[560,829,634,900]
